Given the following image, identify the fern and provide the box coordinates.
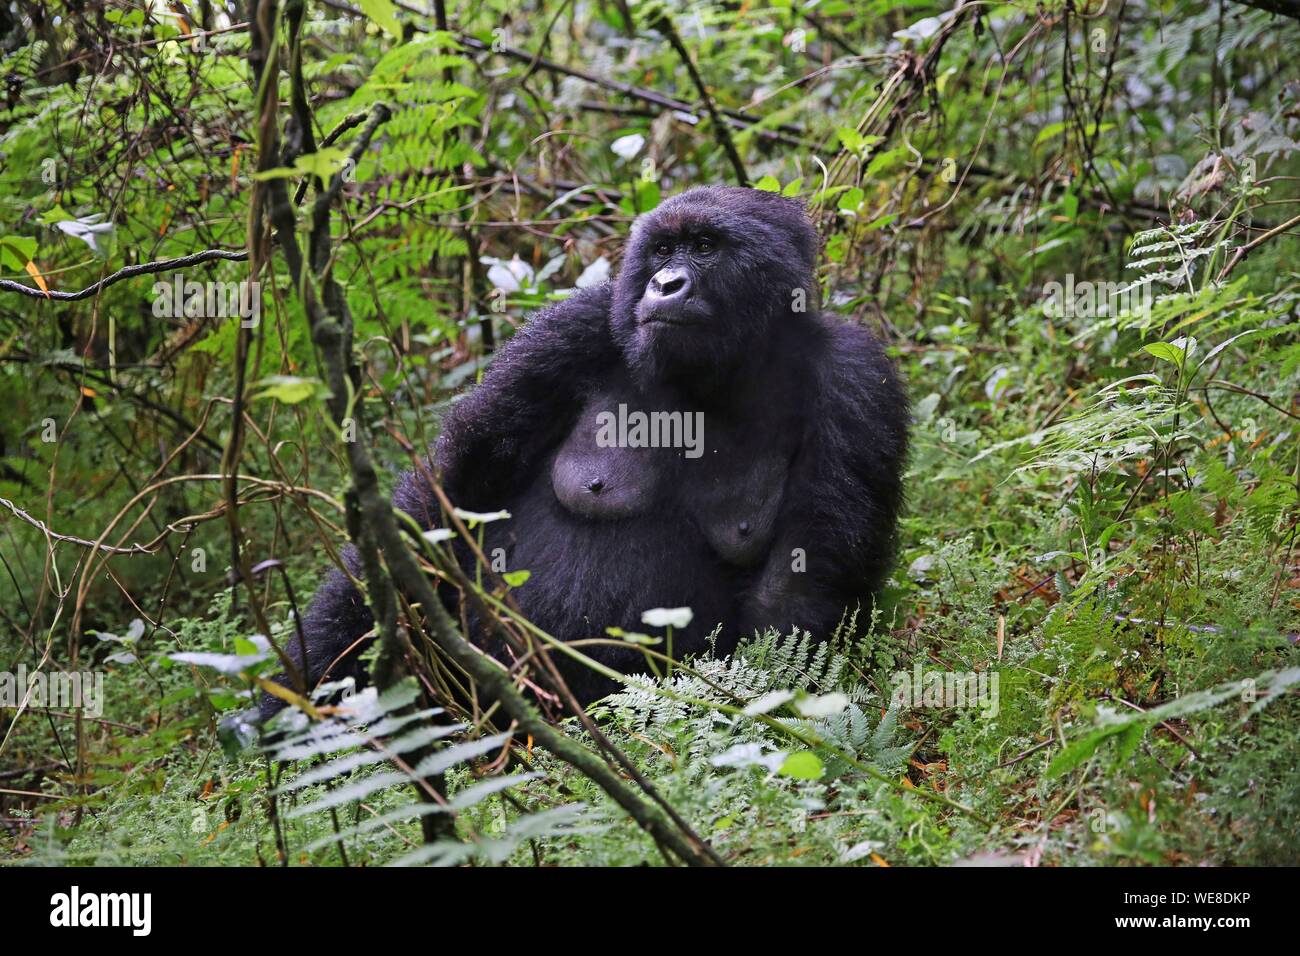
[601,629,909,775]
[264,679,587,866]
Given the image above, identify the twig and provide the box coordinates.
[650,12,748,185]
[0,497,152,554]
[1192,382,1300,422]
[0,249,248,301]
[998,736,1055,768]
[1216,211,1300,280]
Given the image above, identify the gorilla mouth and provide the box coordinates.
[643,315,702,327]
[637,300,713,328]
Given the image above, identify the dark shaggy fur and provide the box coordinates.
[259,186,908,719]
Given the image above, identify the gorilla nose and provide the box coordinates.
[647,267,690,301]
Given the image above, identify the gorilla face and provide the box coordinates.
[611,186,819,389]
[635,230,721,329]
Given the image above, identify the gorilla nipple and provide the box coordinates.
[585,477,605,495]
[738,520,751,537]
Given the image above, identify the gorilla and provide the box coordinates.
[260,186,907,719]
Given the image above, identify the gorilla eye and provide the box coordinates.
[694,236,716,254]
[654,241,673,258]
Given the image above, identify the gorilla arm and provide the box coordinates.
[257,285,618,720]
[740,320,908,638]
[432,284,619,512]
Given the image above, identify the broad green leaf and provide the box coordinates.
[0,235,37,271]
[357,0,402,37]
[1143,341,1184,367]
[838,187,864,213]
[778,751,824,780]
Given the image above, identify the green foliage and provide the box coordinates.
[2,0,1299,867]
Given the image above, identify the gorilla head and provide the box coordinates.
[610,186,820,388]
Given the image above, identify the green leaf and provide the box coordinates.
[778,751,824,780]
[621,177,660,214]
[1033,121,1069,146]
[605,626,660,645]
[837,127,865,153]
[502,570,531,587]
[753,175,782,193]
[1143,341,1185,367]
[39,205,75,224]
[253,375,327,404]
[251,166,297,182]
[0,235,37,271]
[864,146,907,178]
[838,187,864,213]
[252,148,352,183]
[1035,120,1113,147]
[357,0,403,37]
[1044,727,1112,778]
[1062,189,1079,221]
[1114,721,1145,763]
[293,147,351,180]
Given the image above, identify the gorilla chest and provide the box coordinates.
[683,441,791,567]
[550,393,793,567]
[550,396,681,519]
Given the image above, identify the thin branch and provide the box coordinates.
[0,497,152,554]
[1216,211,1300,280]
[0,249,248,301]
[650,11,748,186]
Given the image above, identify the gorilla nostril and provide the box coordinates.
[586,478,605,494]
[649,268,690,300]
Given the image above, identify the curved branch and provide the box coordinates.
[0,249,249,301]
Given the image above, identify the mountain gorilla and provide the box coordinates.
[259,186,907,719]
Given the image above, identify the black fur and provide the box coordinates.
[259,186,907,719]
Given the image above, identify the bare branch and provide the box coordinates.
[0,249,248,301]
